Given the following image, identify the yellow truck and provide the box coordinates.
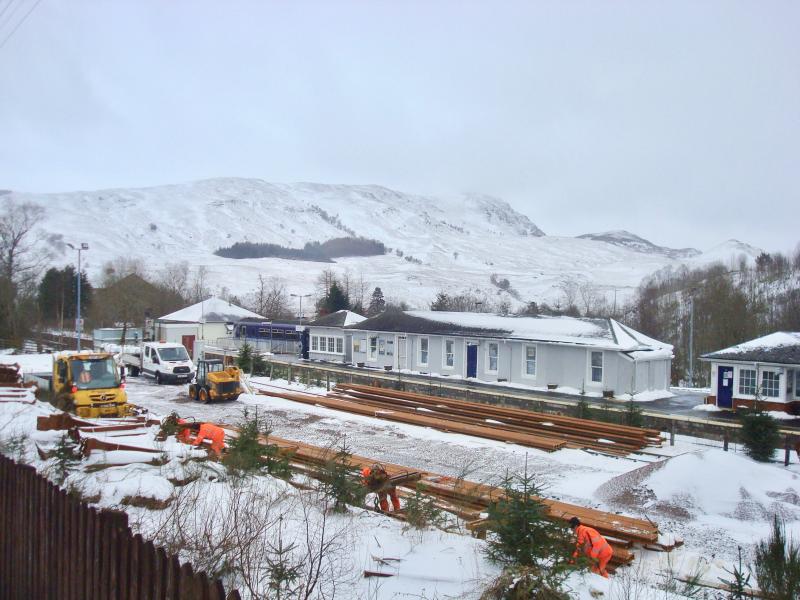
[51,352,132,418]
[188,359,242,403]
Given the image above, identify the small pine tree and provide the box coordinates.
[50,433,81,484]
[403,486,445,530]
[317,438,366,512]
[624,400,643,427]
[740,408,780,462]
[484,463,573,578]
[224,409,291,477]
[575,397,590,420]
[719,546,753,599]
[265,516,302,599]
[754,515,800,600]
[236,342,253,373]
[251,351,267,376]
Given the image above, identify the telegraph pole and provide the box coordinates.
[688,295,694,387]
[67,242,89,351]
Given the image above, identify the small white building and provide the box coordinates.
[700,332,800,414]
[306,310,366,362]
[307,309,673,397]
[155,297,265,360]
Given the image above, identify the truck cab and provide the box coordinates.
[52,352,131,418]
[123,342,194,384]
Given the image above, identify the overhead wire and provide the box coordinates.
[0,0,42,50]
[0,0,18,23]
[0,0,24,33]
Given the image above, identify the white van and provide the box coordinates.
[121,342,195,384]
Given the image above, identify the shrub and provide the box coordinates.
[236,342,253,373]
[316,438,366,513]
[624,400,643,427]
[740,410,780,462]
[403,487,445,530]
[50,433,81,485]
[754,515,800,599]
[224,409,290,478]
[484,465,573,592]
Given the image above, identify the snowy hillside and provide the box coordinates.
[577,230,700,259]
[4,179,762,308]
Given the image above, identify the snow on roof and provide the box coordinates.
[349,310,670,353]
[158,296,264,323]
[309,310,366,328]
[701,332,800,365]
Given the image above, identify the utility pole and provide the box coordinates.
[67,242,89,352]
[688,295,694,387]
[290,293,312,325]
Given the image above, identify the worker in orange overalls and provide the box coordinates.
[361,463,401,512]
[570,517,613,578]
[176,419,226,456]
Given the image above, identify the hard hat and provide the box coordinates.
[361,467,371,477]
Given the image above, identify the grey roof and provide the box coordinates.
[344,309,509,337]
[308,310,364,328]
[700,332,800,365]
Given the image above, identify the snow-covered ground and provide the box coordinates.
[3,356,798,598]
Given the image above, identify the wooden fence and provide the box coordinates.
[0,455,240,600]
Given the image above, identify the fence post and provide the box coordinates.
[785,435,791,467]
[723,431,729,452]
[326,373,330,391]
[669,422,675,446]
[288,365,292,383]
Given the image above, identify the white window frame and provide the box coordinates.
[311,336,319,352]
[795,370,800,399]
[418,337,429,366]
[522,344,537,378]
[443,338,455,369]
[760,370,780,398]
[319,336,327,353]
[336,338,343,354]
[313,333,344,355]
[738,367,757,396]
[368,336,378,361]
[486,342,499,373]
[589,351,603,384]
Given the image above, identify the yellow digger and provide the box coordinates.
[51,352,132,418]
[188,359,242,403]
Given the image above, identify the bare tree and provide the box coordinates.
[189,265,210,303]
[100,256,146,287]
[248,275,292,319]
[158,261,190,301]
[0,201,47,340]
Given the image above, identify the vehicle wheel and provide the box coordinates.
[188,384,197,401]
[198,387,210,403]
[155,372,162,385]
[132,366,140,377]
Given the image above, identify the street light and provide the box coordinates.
[66,242,89,351]
[290,293,312,326]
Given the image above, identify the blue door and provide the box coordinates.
[717,366,734,408]
[466,344,478,378]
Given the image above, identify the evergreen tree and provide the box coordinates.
[740,407,780,462]
[318,282,350,315]
[754,515,800,600]
[317,437,366,512]
[223,409,291,478]
[236,341,253,373]
[430,291,451,311]
[37,266,92,325]
[367,287,386,316]
[484,465,573,571]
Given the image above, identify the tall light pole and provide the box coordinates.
[67,242,89,351]
[688,294,694,387]
[290,293,312,325]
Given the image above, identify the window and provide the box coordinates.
[524,345,537,377]
[487,343,499,372]
[319,337,327,352]
[336,338,343,354]
[590,351,603,383]
[419,338,429,365]
[444,339,455,368]
[311,336,318,351]
[738,368,756,395]
[761,371,780,398]
[369,337,378,360]
[328,337,335,353]
[796,370,800,398]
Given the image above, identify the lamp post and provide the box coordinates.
[66,242,89,352]
[290,293,312,325]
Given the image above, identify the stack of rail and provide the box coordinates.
[227,430,665,568]
[0,362,36,404]
[331,383,663,454]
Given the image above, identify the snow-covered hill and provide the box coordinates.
[577,230,700,259]
[4,178,762,308]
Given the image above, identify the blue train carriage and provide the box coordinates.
[233,319,308,357]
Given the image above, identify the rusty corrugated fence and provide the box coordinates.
[0,455,240,600]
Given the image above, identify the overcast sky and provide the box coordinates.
[0,1,797,252]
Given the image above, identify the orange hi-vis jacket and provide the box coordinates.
[574,524,612,560]
[191,423,226,455]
